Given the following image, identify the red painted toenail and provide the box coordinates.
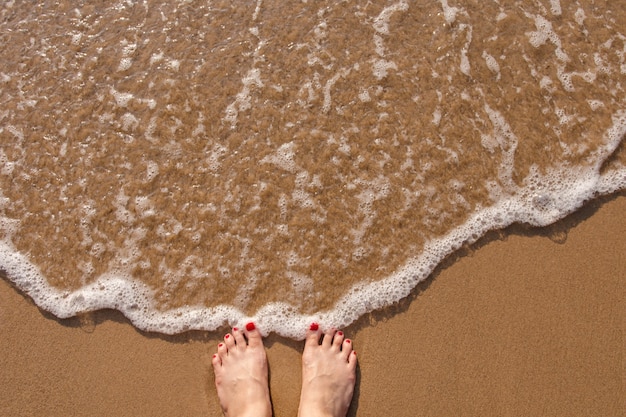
[310,322,319,331]
[245,322,256,331]
[345,339,351,343]
[353,351,357,355]
[213,354,217,358]
[337,331,343,336]
[218,343,223,347]
[233,327,239,332]
[225,334,230,339]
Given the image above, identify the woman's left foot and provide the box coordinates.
[212,322,273,417]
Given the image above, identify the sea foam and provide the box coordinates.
[2,141,623,338]
[0,1,624,338]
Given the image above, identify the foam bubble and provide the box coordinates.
[146,161,159,181]
[358,88,371,102]
[556,66,575,92]
[549,0,562,16]
[574,8,586,26]
[372,1,409,34]
[432,108,442,126]
[260,142,297,173]
[121,112,139,131]
[71,32,82,45]
[527,14,569,62]
[110,88,134,107]
[482,51,501,79]
[323,68,350,113]
[118,57,132,71]
[459,52,470,76]
[587,100,604,111]
[0,149,14,175]
[207,144,228,172]
[372,59,397,80]
[438,0,460,24]
[224,68,264,126]
[6,125,24,141]
[150,52,164,65]
[167,59,180,71]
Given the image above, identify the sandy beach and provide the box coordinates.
[1,193,623,417]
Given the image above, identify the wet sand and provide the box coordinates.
[1,193,623,417]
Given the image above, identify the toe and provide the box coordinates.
[217,342,228,357]
[224,333,236,349]
[341,339,353,360]
[304,323,322,348]
[211,353,221,368]
[244,322,264,348]
[348,350,357,368]
[233,326,246,348]
[322,328,336,348]
[332,330,345,349]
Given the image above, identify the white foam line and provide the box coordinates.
[2,159,623,339]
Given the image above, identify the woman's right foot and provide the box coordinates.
[298,324,357,417]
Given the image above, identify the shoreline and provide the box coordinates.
[1,193,624,417]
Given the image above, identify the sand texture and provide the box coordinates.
[1,194,623,417]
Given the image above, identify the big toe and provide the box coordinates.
[304,323,322,349]
[244,322,263,348]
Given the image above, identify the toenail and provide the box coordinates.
[218,343,224,347]
[245,322,256,331]
[232,327,239,332]
[337,331,343,336]
[225,334,230,339]
[310,322,319,331]
[345,339,351,343]
[212,354,217,358]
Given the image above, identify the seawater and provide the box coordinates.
[0,1,624,338]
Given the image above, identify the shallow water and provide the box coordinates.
[1,1,624,337]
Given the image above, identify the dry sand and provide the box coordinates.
[1,193,624,417]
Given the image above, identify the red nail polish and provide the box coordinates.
[345,339,351,344]
[245,322,256,331]
[310,322,319,331]
[232,327,239,332]
[225,334,230,339]
[218,343,223,347]
[353,351,357,355]
[337,331,343,336]
[212,354,217,358]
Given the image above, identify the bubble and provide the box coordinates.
[117,57,132,71]
[438,0,460,24]
[574,8,586,26]
[146,161,159,181]
[110,88,134,107]
[260,142,297,173]
[372,59,397,80]
[482,51,500,77]
[121,112,139,131]
[549,0,562,16]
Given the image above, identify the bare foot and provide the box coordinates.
[298,324,357,417]
[211,322,272,417]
